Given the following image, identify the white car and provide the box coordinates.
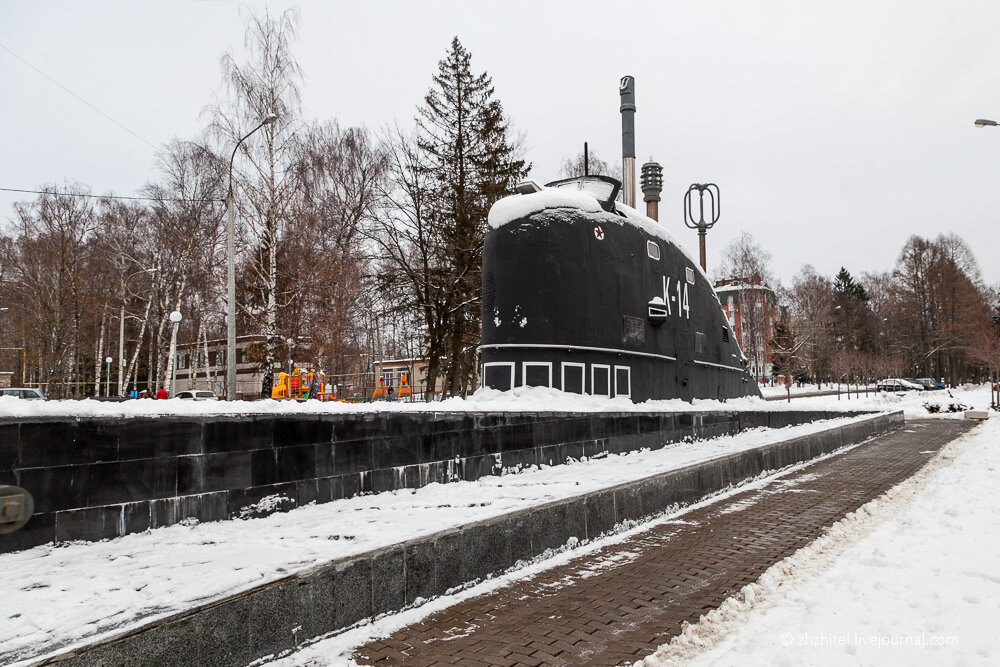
[173,390,220,401]
[0,387,46,400]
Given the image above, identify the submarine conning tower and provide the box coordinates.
[479,176,761,403]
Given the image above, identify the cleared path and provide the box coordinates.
[354,419,974,666]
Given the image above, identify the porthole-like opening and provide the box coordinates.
[647,241,660,260]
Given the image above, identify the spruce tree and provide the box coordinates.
[833,266,875,353]
[416,37,529,396]
[834,267,869,302]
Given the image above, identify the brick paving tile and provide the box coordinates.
[352,420,973,666]
[547,639,578,655]
[477,657,517,667]
[504,652,543,667]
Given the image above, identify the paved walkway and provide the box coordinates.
[353,419,975,666]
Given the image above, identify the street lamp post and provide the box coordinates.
[105,357,112,397]
[226,112,279,401]
[168,310,182,398]
[975,117,998,406]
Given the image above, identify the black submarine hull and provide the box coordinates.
[480,199,761,402]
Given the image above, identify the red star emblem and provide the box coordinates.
[594,226,604,240]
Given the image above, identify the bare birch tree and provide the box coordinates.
[144,139,226,391]
[211,7,303,397]
[290,121,385,373]
[2,185,99,395]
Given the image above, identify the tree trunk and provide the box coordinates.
[262,225,278,398]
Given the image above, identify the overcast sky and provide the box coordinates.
[3,1,1000,287]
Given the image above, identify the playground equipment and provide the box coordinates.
[372,372,413,401]
[271,368,330,401]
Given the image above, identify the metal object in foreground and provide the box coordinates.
[683,183,721,271]
[0,485,34,534]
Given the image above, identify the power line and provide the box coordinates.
[0,41,160,151]
[0,187,223,204]
[0,29,191,129]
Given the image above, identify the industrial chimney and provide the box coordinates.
[619,75,636,208]
[640,160,663,221]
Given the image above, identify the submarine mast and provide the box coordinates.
[619,75,636,208]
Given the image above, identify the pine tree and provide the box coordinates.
[834,267,869,302]
[416,37,529,396]
[833,267,876,353]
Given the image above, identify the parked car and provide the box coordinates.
[0,387,46,400]
[913,378,945,390]
[173,390,220,401]
[876,378,924,392]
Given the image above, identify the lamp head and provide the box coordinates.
[975,118,998,128]
[262,113,278,126]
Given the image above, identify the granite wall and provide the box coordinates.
[53,411,904,667]
[0,409,869,553]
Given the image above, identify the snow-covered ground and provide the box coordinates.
[266,385,993,666]
[0,385,990,666]
[638,402,998,666]
[0,382,958,419]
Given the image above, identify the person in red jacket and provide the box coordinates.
[155,388,168,400]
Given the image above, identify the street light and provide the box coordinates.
[105,357,113,397]
[226,112,279,401]
[975,117,998,402]
[169,310,182,398]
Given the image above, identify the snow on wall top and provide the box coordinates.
[487,185,720,307]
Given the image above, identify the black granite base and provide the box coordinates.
[48,411,903,667]
[1,409,871,554]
